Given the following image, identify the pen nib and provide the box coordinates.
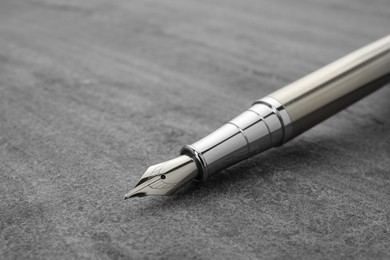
[124,155,198,199]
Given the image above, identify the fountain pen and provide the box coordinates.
[124,35,390,199]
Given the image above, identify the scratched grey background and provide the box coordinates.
[0,0,389,259]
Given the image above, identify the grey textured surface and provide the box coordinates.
[0,0,390,259]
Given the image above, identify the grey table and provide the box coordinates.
[0,0,389,259]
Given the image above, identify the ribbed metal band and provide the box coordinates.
[181,97,292,181]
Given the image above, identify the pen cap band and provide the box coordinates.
[181,98,291,181]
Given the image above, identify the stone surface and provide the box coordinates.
[0,0,389,259]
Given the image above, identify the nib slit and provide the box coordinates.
[123,155,198,199]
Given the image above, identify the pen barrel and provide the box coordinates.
[181,35,390,181]
[269,35,390,139]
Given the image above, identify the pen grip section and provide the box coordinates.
[181,101,288,181]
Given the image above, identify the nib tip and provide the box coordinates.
[124,155,198,199]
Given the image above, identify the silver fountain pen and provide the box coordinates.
[125,35,390,199]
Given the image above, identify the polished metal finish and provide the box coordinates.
[124,155,197,198]
[181,98,290,181]
[125,35,390,198]
[270,35,390,138]
[182,35,390,181]
[253,96,293,143]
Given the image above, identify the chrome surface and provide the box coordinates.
[252,96,293,144]
[126,35,390,197]
[269,35,390,138]
[124,155,198,198]
[181,35,390,181]
[181,98,290,181]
